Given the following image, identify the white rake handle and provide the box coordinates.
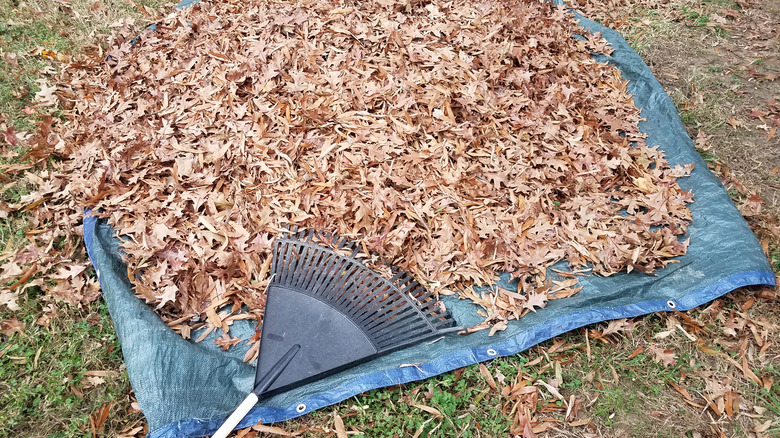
[211,344,301,438]
[212,393,259,438]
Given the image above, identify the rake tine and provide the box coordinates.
[303,241,349,295]
[292,238,319,289]
[325,263,364,302]
[324,262,363,302]
[332,269,371,305]
[342,275,386,312]
[298,245,329,291]
[281,242,302,285]
[315,256,350,298]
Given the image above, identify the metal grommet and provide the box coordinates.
[667,300,676,309]
[296,403,306,413]
[487,349,497,357]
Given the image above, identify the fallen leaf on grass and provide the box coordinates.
[90,401,113,435]
[412,403,442,417]
[36,48,69,63]
[0,290,20,311]
[627,346,644,359]
[2,125,18,147]
[647,345,677,367]
[762,376,774,392]
[479,363,498,391]
[333,413,347,438]
[749,108,768,121]
[521,416,537,438]
[747,69,779,81]
[728,117,746,129]
[0,317,25,337]
[741,356,761,385]
[251,424,299,436]
[535,379,565,400]
[694,130,711,151]
[116,425,145,438]
[3,52,18,68]
[84,376,106,388]
[668,382,690,401]
[600,319,636,337]
[739,193,763,217]
[0,261,23,281]
[84,370,118,377]
[753,420,772,433]
[33,80,58,107]
[569,417,591,427]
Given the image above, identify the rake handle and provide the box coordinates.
[212,393,258,438]
[211,344,301,438]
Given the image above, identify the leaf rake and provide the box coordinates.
[212,227,462,437]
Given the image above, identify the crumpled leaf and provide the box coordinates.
[33,80,58,107]
[647,345,677,367]
[0,317,25,337]
[0,290,20,311]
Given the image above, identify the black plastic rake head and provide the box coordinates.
[253,227,462,397]
[212,227,463,437]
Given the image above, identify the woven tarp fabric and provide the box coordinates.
[81,5,775,438]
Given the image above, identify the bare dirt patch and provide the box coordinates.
[572,0,780,217]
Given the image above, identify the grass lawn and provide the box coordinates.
[1,0,778,436]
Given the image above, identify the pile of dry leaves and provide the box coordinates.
[10,0,694,336]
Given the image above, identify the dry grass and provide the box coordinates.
[582,0,780,216]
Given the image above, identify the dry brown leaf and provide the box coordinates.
[0,317,25,337]
[333,413,347,438]
[90,401,113,434]
[0,290,20,311]
[412,403,442,417]
[479,363,497,391]
[601,318,636,337]
[647,345,677,367]
[251,424,295,436]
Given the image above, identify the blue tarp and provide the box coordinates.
[82,5,775,438]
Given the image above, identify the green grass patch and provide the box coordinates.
[696,149,720,166]
[0,16,72,53]
[669,69,737,134]
[293,360,519,437]
[0,296,141,437]
[0,1,73,129]
[770,250,780,274]
[681,7,711,27]
[0,214,28,253]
